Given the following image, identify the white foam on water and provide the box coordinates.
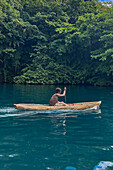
[46,167,54,170]
[0,107,36,118]
[39,106,100,115]
[8,154,18,158]
[0,105,101,118]
[0,153,18,158]
[0,113,30,118]
[85,106,98,110]
[0,107,16,113]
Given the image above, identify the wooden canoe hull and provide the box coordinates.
[14,101,101,111]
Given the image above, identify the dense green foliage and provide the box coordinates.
[0,0,113,86]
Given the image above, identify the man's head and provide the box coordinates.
[56,88,62,94]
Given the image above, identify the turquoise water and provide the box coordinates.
[0,84,113,170]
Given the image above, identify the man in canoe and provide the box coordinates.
[49,87,68,106]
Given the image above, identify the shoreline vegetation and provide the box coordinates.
[0,0,113,87]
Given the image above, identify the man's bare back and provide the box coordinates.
[49,94,59,106]
[49,87,67,106]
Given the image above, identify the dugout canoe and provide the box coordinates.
[14,101,101,111]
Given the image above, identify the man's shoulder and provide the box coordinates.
[51,93,58,97]
[55,93,61,96]
[54,93,58,96]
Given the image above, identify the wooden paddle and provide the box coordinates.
[65,95,66,103]
[65,89,66,103]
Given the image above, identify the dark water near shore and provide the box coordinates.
[0,84,113,170]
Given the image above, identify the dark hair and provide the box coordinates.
[56,88,61,93]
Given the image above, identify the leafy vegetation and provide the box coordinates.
[0,0,113,86]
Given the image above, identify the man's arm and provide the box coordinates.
[57,87,66,97]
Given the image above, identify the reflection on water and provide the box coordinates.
[0,106,102,137]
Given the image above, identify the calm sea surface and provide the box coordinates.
[0,84,113,170]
